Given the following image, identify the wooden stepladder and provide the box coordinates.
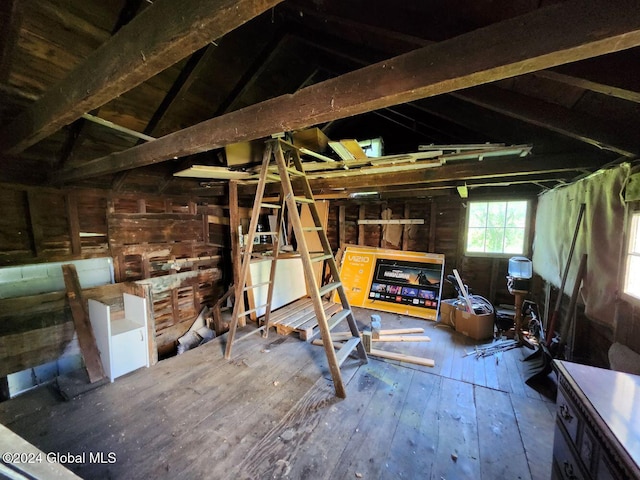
[224,138,367,398]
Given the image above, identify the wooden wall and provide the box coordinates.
[327,197,518,301]
[325,193,638,370]
[0,183,228,365]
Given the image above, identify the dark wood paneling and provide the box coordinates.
[108,213,204,246]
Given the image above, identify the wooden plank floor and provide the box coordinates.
[0,307,557,480]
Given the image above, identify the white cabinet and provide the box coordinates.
[88,293,149,382]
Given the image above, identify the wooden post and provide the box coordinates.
[61,264,105,383]
[229,181,240,293]
[402,203,410,251]
[428,200,437,253]
[65,193,82,255]
[25,190,43,257]
[338,205,346,248]
[358,205,365,246]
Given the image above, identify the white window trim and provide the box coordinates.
[621,209,640,305]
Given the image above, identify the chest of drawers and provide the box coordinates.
[553,361,640,480]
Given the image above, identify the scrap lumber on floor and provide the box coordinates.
[0,308,556,479]
[265,296,340,340]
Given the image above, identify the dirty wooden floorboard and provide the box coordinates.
[0,309,556,480]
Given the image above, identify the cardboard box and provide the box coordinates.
[292,128,329,152]
[455,309,495,340]
[439,299,463,327]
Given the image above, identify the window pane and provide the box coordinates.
[468,202,487,227]
[467,228,486,252]
[504,228,525,253]
[465,200,528,255]
[485,228,504,252]
[487,203,506,228]
[625,254,640,298]
[506,201,527,228]
[630,214,640,254]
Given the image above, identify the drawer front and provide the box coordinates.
[596,451,624,480]
[578,424,597,475]
[557,387,580,442]
[553,425,587,480]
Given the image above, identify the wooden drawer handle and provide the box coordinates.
[559,404,574,422]
[563,461,578,480]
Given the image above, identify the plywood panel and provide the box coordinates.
[249,257,307,317]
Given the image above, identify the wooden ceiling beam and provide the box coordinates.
[534,70,640,104]
[58,0,144,168]
[214,30,289,116]
[143,46,213,138]
[452,85,640,156]
[534,52,640,104]
[292,17,640,157]
[0,0,283,154]
[55,0,640,183]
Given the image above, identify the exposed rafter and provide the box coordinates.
[535,52,640,104]
[54,0,640,183]
[452,86,640,157]
[0,0,283,154]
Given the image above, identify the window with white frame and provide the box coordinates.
[465,200,529,255]
[624,211,640,300]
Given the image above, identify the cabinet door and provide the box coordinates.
[111,328,147,380]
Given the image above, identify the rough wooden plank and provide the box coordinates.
[1,0,283,154]
[302,154,604,191]
[330,361,414,479]
[25,190,43,256]
[381,370,442,479]
[65,193,81,255]
[369,347,435,367]
[358,205,365,246]
[511,393,557,480]
[61,264,105,383]
[55,0,640,181]
[475,385,533,480]
[431,377,481,479]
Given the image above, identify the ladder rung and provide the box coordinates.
[239,303,270,317]
[302,226,323,232]
[294,196,314,204]
[311,253,333,263]
[335,337,361,367]
[260,203,281,209]
[243,281,272,291]
[327,309,351,330]
[318,281,342,297]
[259,231,278,236]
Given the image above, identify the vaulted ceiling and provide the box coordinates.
[1,0,639,200]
